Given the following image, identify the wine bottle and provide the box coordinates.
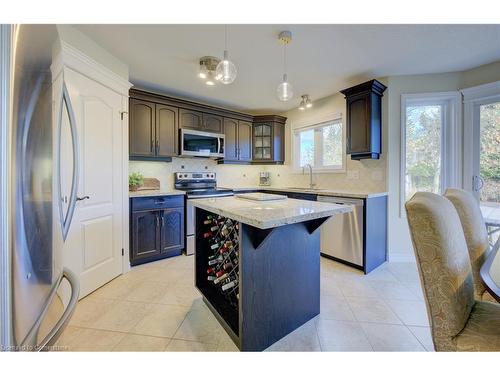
[215,269,226,278]
[207,275,216,281]
[203,231,213,239]
[222,278,238,291]
[208,255,223,265]
[214,273,229,284]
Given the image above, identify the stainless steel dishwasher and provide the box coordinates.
[317,196,364,267]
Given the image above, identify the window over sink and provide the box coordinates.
[293,116,345,172]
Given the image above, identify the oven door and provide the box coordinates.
[180,129,224,158]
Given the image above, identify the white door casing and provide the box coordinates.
[462,80,500,196]
[63,68,124,297]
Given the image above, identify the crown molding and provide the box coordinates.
[461,80,500,102]
[51,40,132,96]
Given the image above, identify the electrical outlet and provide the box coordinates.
[347,170,359,180]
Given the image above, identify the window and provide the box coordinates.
[404,104,443,200]
[401,92,461,212]
[293,118,344,172]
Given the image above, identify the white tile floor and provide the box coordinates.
[56,255,434,352]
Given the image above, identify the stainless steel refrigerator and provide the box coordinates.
[5,24,79,351]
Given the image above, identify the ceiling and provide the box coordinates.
[75,24,500,113]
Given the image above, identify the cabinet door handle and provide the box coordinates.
[156,214,160,227]
[150,139,154,152]
[161,216,165,227]
[156,140,159,155]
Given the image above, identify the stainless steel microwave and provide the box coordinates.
[180,129,225,158]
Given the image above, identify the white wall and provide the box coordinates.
[386,61,500,261]
[386,72,462,261]
[274,83,388,192]
[56,25,129,80]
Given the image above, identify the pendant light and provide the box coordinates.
[215,25,237,84]
[199,56,220,86]
[277,31,293,102]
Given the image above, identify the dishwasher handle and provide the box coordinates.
[317,195,364,206]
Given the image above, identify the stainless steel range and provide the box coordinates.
[174,172,233,255]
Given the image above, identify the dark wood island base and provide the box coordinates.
[195,207,325,351]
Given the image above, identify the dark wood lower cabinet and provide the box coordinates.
[160,207,184,255]
[130,196,185,266]
[131,210,162,262]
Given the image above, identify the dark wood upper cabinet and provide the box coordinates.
[129,99,155,158]
[252,115,286,164]
[223,118,238,160]
[202,113,223,133]
[156,104,178,157]
[223,118,252,162]
[238,120,252,161]
[179,109,203,130]
[129,89,286,165]
[340,79,387,160]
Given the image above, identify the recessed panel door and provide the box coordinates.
[63,69,124,298]
[160,208,184,255]
[156,104,178,157]
[238,121,252,161]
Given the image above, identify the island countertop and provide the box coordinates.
[190,194,351,229]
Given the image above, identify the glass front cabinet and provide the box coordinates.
[252,115,286,164]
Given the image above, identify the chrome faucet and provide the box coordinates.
[302,163,316,189]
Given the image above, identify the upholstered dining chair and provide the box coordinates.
[405,192,500,351]
[444,188,497,302]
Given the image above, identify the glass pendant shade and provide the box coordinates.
[215,50,237,84]
[305,96,313,108]
[277,74,294,101]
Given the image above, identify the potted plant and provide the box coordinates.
[129,172,144,191]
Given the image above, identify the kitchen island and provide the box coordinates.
[190,193,350,351]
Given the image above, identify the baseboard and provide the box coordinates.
[388,253,416,263]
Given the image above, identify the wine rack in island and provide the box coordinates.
[204,215,240,306]
[194,206,323,351]
[195,211,241,342]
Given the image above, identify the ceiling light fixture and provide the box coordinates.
[299,96,306,110]
[199,56,220,86]
[215,25,237,84]
[299,95,312,110]
[277,31,294,102]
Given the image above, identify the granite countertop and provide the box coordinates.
[129,189,185,198]
[189,195,351,229]
[221,186,388,199]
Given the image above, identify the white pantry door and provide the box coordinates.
[64,68,124,298]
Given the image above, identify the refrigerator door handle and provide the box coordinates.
[37,268,80,351]
[20,267,80,351]
[57,82,80,241]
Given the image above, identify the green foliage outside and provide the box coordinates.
[405,105,441,200]
[479,102,500,204]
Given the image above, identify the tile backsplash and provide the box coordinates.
[129,157,386,192]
